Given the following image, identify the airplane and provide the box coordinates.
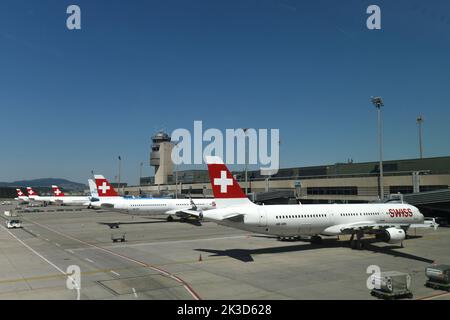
[14,189,29,203]
[192,156,438,250]
[88,179,99,199]
[51,184,93,206]
[92,174,216,222]
[26,187,57,204]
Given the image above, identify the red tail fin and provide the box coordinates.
[206,156,247,199]
[16,189,25,197]
[94,175,119,197]
[52,185,65,197]
[26,187,38,196]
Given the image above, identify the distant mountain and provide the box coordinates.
[0,178,86,191]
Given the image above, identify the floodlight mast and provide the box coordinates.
[417,115,424,159]
[371,96,384,200]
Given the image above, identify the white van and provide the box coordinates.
[6,220,22,229]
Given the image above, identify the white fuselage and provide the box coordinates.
[29,195,57,203]
[204,203,424,237]
[92,197,216,216]
[56,196,92,206]
[15,196,29,202]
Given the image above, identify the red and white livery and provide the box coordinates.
[14,189,29,202]
[51,185,92,206]
[92,174,216,221]
[26,187,56,203]
[193,156,438,249]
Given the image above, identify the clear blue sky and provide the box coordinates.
[1,0,449,185]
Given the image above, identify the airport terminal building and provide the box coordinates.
[131,155,450,205]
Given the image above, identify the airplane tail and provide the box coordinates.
[52,185,65,197]
[26,187,38,197]
[16,189,26,197]
[88,179,98,198]
[205,156,253,208]
[94,175,119,197]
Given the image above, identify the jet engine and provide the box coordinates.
[382,227,406,244]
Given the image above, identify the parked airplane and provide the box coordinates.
[195,156,437,249]
[14,189,29,203]
[51,185,92,206]
[88,179,99,199]
[26,187,56,204]
[92,175,216,221]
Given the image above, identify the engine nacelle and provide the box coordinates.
[383,227,406,244]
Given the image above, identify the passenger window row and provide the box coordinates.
[340,212,378,216]
[130,204,166,207]
[276,214,327,219]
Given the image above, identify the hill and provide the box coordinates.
[0,178,86,191]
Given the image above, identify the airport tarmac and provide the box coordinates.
[0,201,449,300]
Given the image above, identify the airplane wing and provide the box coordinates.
[165,209,203,219]
[329,221,438,234]
[100,203,115,209]
[203,211,245,222]
[218,213,245,222]
[100,203,129,214]
[165,209,245,222]
[165,197,203,219]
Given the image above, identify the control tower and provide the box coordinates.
[150,131,173,185]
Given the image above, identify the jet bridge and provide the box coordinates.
[403,189,450,220]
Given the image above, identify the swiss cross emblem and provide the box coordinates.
[213,170,233,193]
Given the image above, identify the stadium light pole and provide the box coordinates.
[417,115,424,159]
[139,162,143,185]
[371,96,384,200]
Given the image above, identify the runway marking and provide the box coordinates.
[55,243,61,247]
[132,287,138,298]
[71,235,247,251]
[0,267,128,285]
[84,258,95,264]
[66,249,74,254]
[0,225,66,275]
[24,218,201,300]
[0,224,80,297]
[418,291,450,300]
[110,271,120,277]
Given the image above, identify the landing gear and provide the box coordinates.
[310,235,323,244]
[167,215,174,222]
[278,236,301,241]
[350,232,365,250]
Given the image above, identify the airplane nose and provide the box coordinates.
[418,211,425,222]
